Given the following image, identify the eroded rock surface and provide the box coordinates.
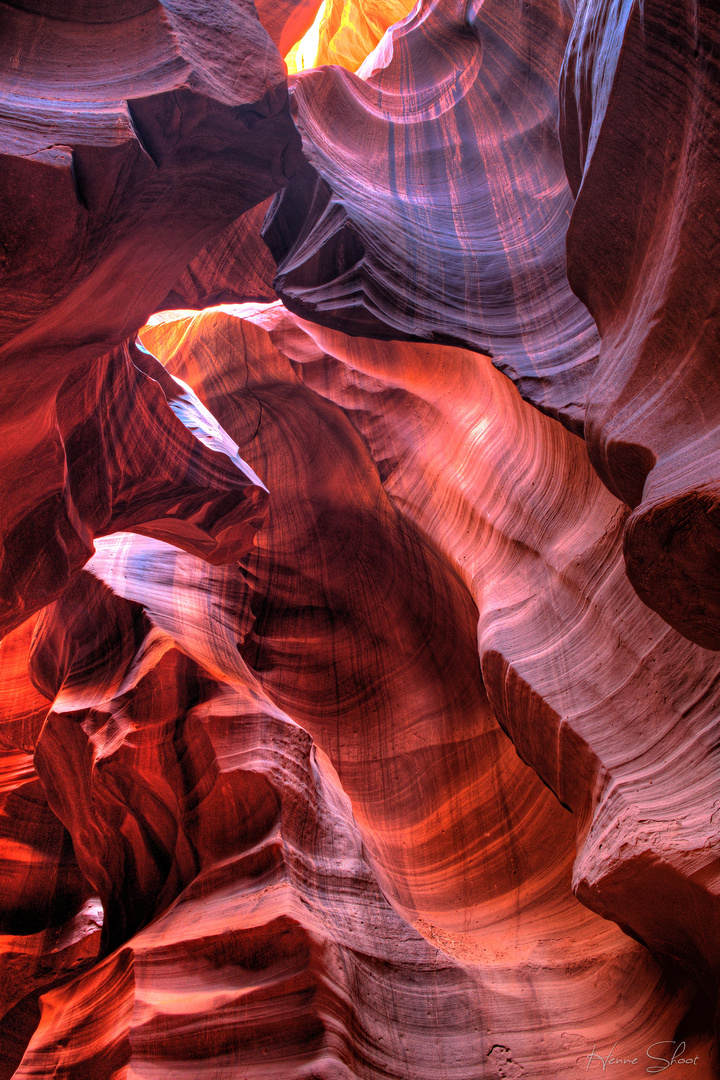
[136,306,720,1025]
[559,0,720,649]
[5,304,704,1074]
[264,0,600,433]
[1,0,719,1074]
[0,0,299,636]
[263,0,720,652]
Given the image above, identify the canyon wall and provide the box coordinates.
[0,0,718,1076]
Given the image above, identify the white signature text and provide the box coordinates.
[584,1041,700,1073]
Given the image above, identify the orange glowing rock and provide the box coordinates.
[1,0,720,1073]
[285,0,416,74]
[0,0,299,639]
[8,303,706,1075]
[134,306,720,1022]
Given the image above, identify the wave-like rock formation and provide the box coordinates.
[2,0,720,1075]
[0,615,101,1079]
[136,307,720,1019]
[0,0,300,636]
[17,598,497,1078]
[560,0,720,649]
[7,303,711,1074]
[0,337,270,639]
[263,0,720,651]
[160,198,280,311]
[264,0,600,432]
[284,0,416,74]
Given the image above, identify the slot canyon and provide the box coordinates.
[0,0,719,1075]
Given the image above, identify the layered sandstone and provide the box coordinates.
[2,300,716,1073]
[1,0,719,1075]
[0,0,300,636]
[261,0,720,650]
[264,0,599,433]
[560,0,720,649]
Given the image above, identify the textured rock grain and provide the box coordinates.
[37,302,707,1075]
[559,0,720,648]
[0,0,299,635]
[1,300,716,1075]
[1,0,719,1073]
[264,0,599,432]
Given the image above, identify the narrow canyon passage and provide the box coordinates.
[0,0,719,1075]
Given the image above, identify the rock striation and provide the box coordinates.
[560,0,720,649]
[0,0,300,636]
[1,0,720,1075]
[10,303,708,1075]
[0,301,715,1073]
[263,0,720,651]
[136,306,720,1029]
[264,0,600,433]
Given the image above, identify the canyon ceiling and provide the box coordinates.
[0,0,719,1076]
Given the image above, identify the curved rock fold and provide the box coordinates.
[1,0,720,1074]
